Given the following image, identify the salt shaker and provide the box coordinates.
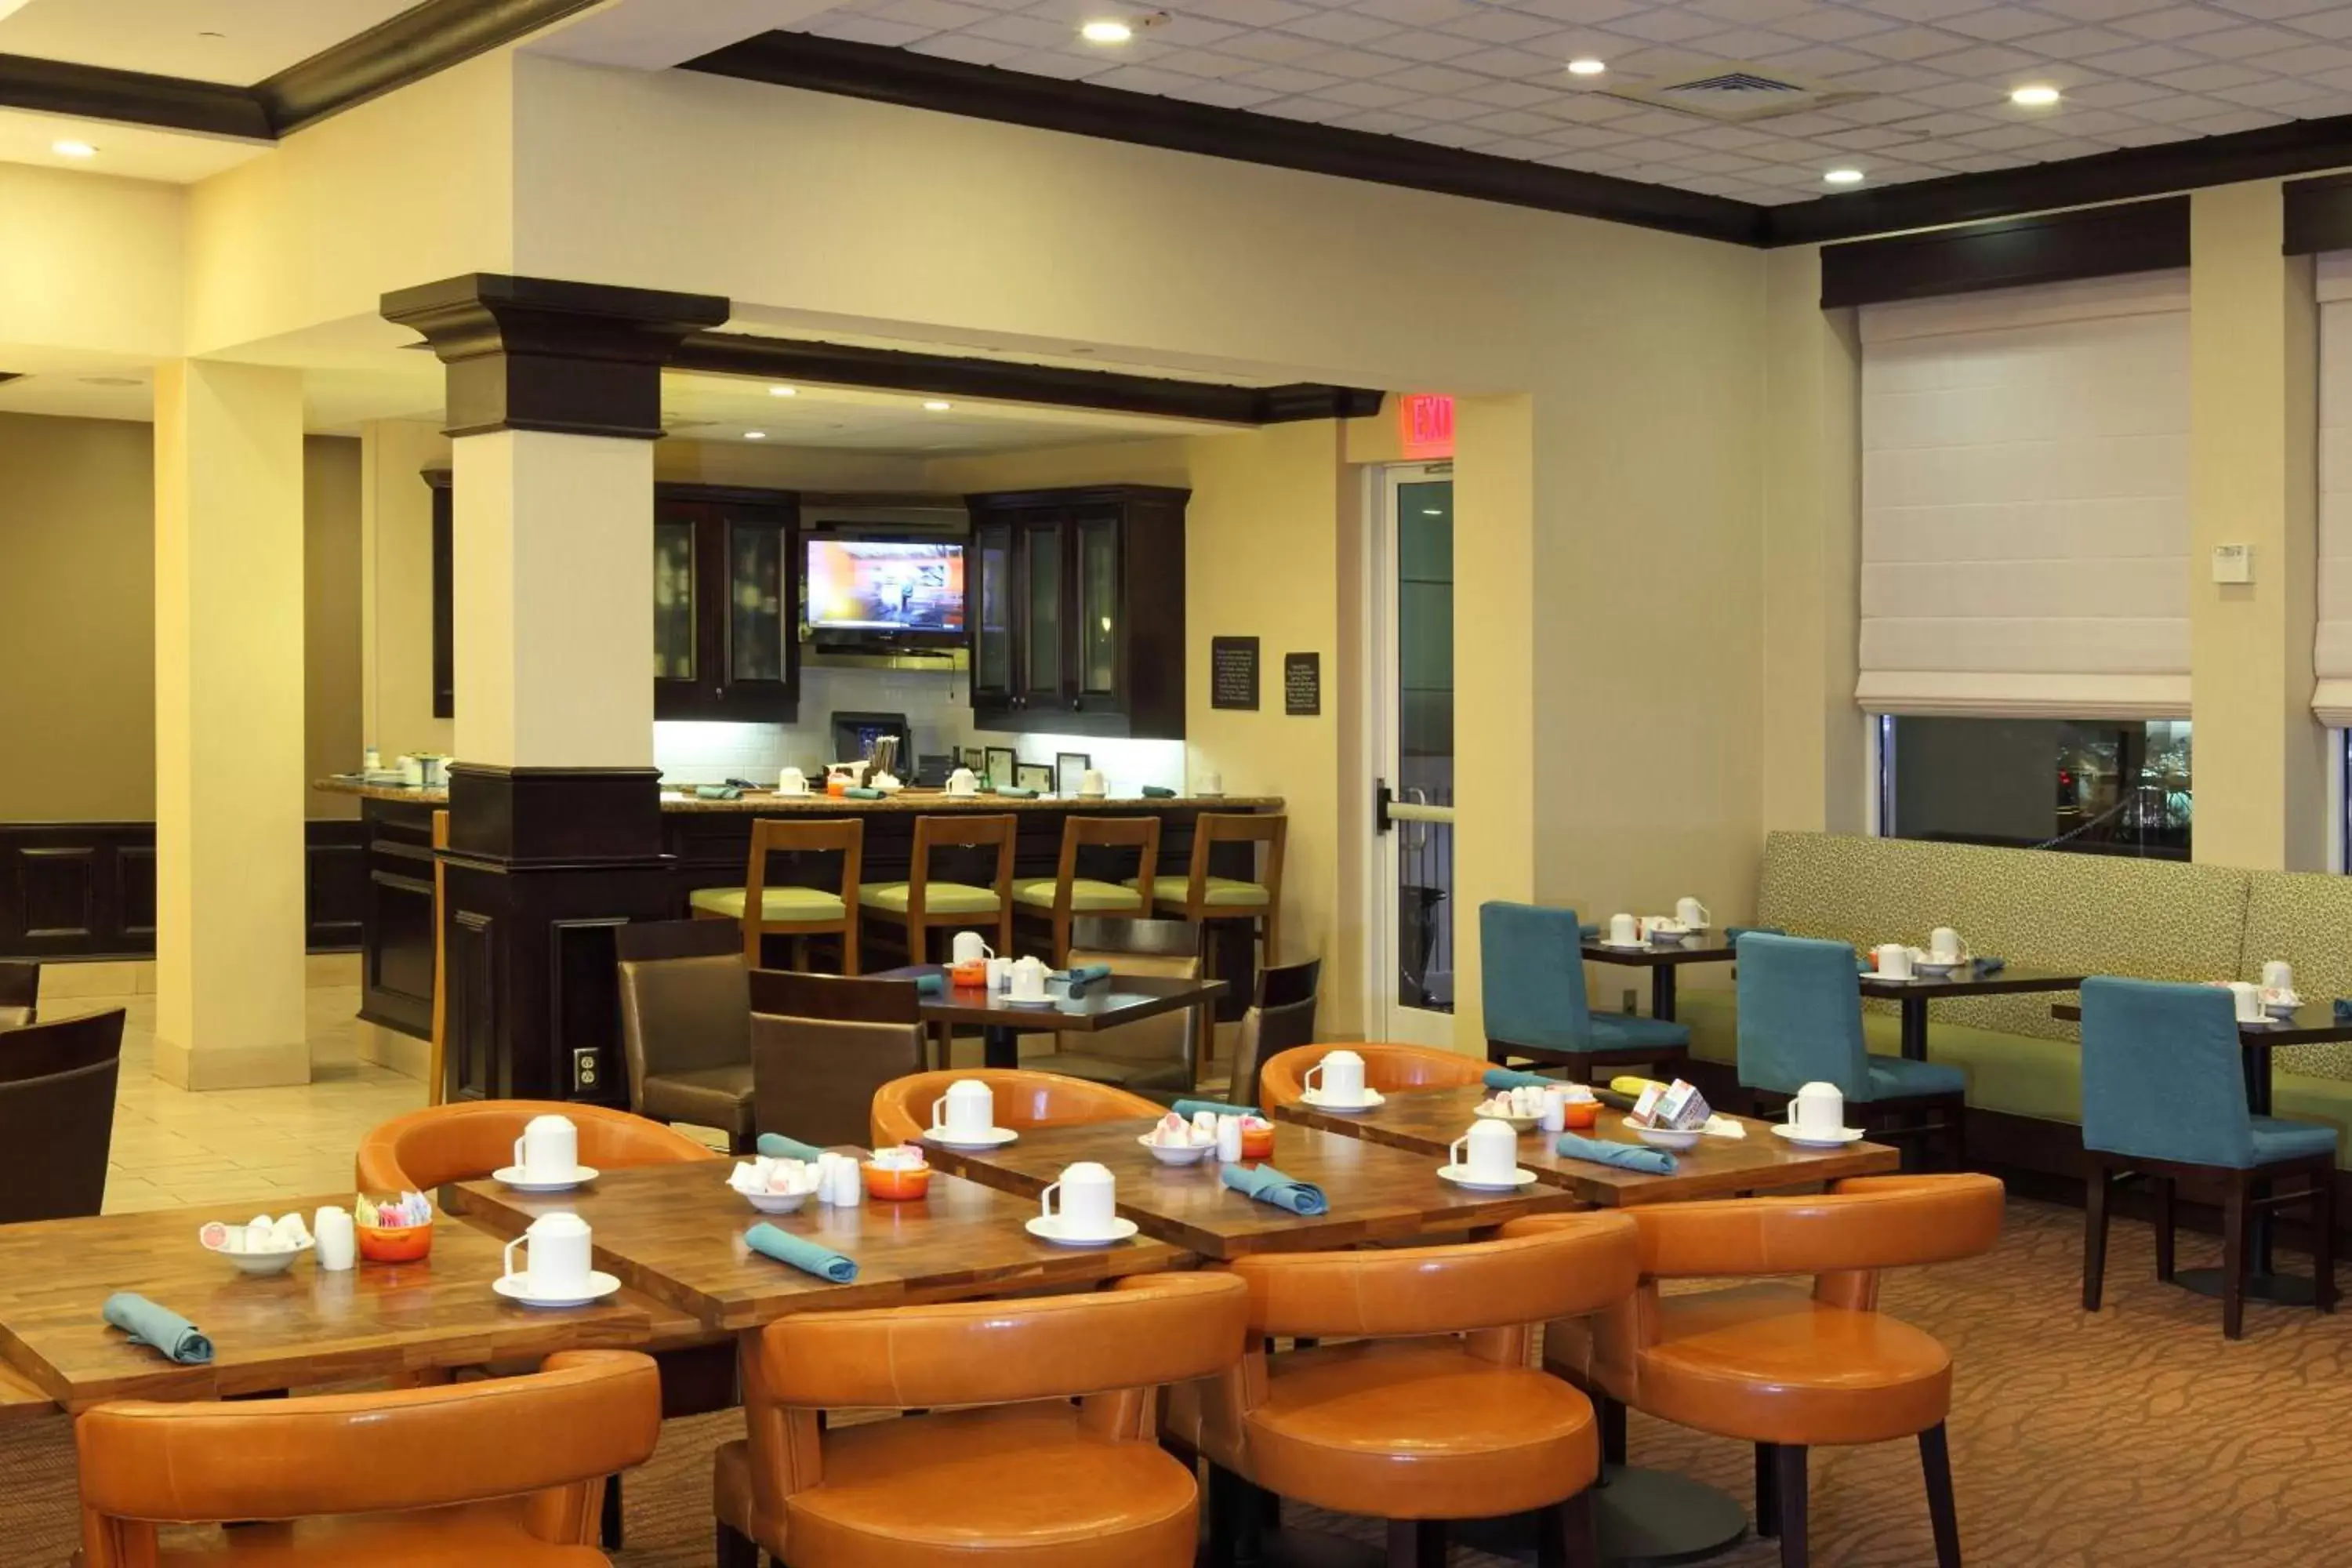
[1215,1113,1246,1164]
[313,1206,356,1272]
[1539,1087,1568,1135]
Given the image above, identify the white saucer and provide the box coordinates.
[1299,1087,1385,1112]
[492,1164,599,1192]
[924,1126,1020,1149]
[1437,1163,1539,1191]
[1771,1124,1867,1147]
[999,996,1060,1010]
[1025,1214,1139,1247]
[492,1270,622,1308]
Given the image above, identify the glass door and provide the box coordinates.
[1075,513,1121,713]
[971,520,1016,707]
[1370,463,1456,1048]
[1017,515,1070,715]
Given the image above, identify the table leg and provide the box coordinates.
[982,1024,1020,1071]
[2177,1047,2316,1306]
[1455,1466,1748,1567]
[1900,996,1929,1062]
[1651,967,1677,1024]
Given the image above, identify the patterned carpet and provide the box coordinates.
[7,1197,2350,1566]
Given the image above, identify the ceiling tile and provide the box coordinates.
[2152,60,2270,90]
[1232,62,1349,89]
[1593,8,1728,42]
[1676,24,1808,54]
[1160,76,1284,104]
[1936,8,2071,41]
[963,12,1076,45]
[1214,29,1331,61]
[1301,45,1421,74]
[1089,62,1210,91]
[1766,5,1900,41]
[1669,120,1783,148]
[808,14,933,45]
[1844,24,1976,59]
[1751,40,1879,71]
[2031,0,2174,18]
[1468,106,1569,132]
[2079,40,2209,71]
[2114,4,2241,37]
[1498,0,1642,23]
[1905,78,2013,110]
[2214,0,2336,17]
[1359,27,1488,56]
[1345,0,1480,22]
[2241,40,2352,71]
[1918,42,2045,74]
[1148,46,1256,74]
[1459,76,1560,105]
[903,31,1029,62]
[1438,8,1569,43]
[2181,104,2293,130]
[1688,0,1820,20]
[1446,44,1577,74]
[2096,122,2201,143]
[1277,9,1400,41]
[2207,74,2341,107]
[1814,122,1927,147]
[1853,0,1991,22]
[1400,120,1503,144]
[2286,7,2352,37]
[1315,74,1423,103]
[873,0,1000,27]
[2061,74,2178,105]
[1325,105,1432,130]
[993,45,1109,76]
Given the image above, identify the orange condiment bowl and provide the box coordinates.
[356,1217,434,1262]
[1240,1123,1276,1161]
[863,1162,932,1202]
[1560,1099,1600,1131]
[950,959,989,988]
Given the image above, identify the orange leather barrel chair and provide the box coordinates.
[869,1068,1162,1147]
[75,1350,659,1567]
[1542,1174,2004,1568]
[714,1272,1250,1568]
[1164,1212,1639,1567]
[1256,1040,1486,1112]
[356,1098,721,1193]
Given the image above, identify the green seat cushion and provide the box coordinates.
[1130,875,1269,908]
[2274,1073,2352,1169]
[688,886,847,921]
[858,882,1002,916]
[1012,877,1146,913]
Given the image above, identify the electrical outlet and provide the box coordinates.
[1621,989,1637,1015]
[572,1048,599,1093]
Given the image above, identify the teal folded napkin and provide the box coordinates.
[103,1292,212,1365]
[1553,1133,1675,1176]
[844,786,884,800]
[744,1223,857,1283]
[912,972,946,997]
[1171,1098,1257,1120]
[1483,1068,1557,1091]
[1141,786,1176,799]
[1579,922,1599,939]
[1221,1162,1328,1216]
[990,785,1039,799]
[1975,956,2006,975]
[1058,961,1113,997]
[757,1133,827,1163]
[694,784,742,800]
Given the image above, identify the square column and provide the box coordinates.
[153,360,310,1089]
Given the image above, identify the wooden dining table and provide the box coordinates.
[1863,959,2085,1060]
[1579,934,1740,1022]
[877,966,1226,1070]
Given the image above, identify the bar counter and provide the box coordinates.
[316,779,1279,814]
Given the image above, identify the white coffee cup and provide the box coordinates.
[2230,980,2263,1023]
[1040,1161,1118,1238]
[932,1078,995,1138]
[1677,897,1710,928]
[1875,942,1913,980]
[1303,1048,1367,1105]
[514,1114,578,1180]
[1788,1081,1846,1141]
[1450,1119,1520,1183]
[1010,955,1050,1003]
[1609,913,1639,946]
[2264,960,2295,993]
[503,1211,593,1298]
[1079,768,1108,797]
[1196,771,1222,798]
[986,955,1013,993]
[946,767,978,797]
[951,931,994,966]
[1929,927,1963,964]
[777,766,808,796]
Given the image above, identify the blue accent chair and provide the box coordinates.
[2079,976,2337,1339]
[1479,902,1690,1084]
[1737,932,1969,1170]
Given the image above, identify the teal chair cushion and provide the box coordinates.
[859,882,1001,916]
[1866,1056,1966,1101]
[2250,1116,2339,1163]
[1590,1014,1690,1052]
[1737,933,1873,1099]
[1480,902,1593,1051]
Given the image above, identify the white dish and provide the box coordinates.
[1624,1119,1702,1151]
[924,1126,1020,1149]
[208,1237,315,1276]
[1770,1124,1867,1148]
[1025,1214,1140,1247]
[1138,1135,1214,1165]
[492,1270,623,1309]
[1436,1163,1539,1192]
[1473,1108,1541,1133]
[998,996,1059,1010]
[1911,959,1966,978]
[1298,1087,1385,1112]
[492,1164,599,1193]
[741,1189,811,1214]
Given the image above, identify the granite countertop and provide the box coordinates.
[314,778,1282,813]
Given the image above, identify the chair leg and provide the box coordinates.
[2082,1158,2110,1312]
[1386,1519,1445,1568]
[717,1520,760,1568]
[1754,1442,1780,1537]
[2154,1176,2176,1283]
[1945,1094,1966,1172]
[2222,1170,2249,1341]
[841,915,859,976]
[1773,1444,1808,1568]
[601,1473,623,1548]
[1599,1393,1628,1467]
[1537,1491,1600,1568]
[1207,1464,1264,1566]
[1919,1421,1960,1568]
[2314,1168,2338,1314]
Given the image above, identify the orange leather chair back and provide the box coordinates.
[1628,1174,2005,1279]
[869,1069,1163,1146]
[1257,1041,1485,1111]
[76,1351,659,1564]
[354,1098,720,1194]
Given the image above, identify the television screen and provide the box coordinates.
[805,539,966,636]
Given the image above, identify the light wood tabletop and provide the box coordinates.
[1275,1085,1902,1205]
[448,1160,1187,1331]
[923,1117,1584,1258]
[0,1197,659,1412]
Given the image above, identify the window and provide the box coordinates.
[1879,716,2191,860]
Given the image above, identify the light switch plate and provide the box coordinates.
[2212,543,2253,584]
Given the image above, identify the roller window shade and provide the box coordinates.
[1857,270,2190,720]
[2314,255,2352,725]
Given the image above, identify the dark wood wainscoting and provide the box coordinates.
[0,821,366,960]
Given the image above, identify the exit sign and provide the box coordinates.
[1400,394,1454,459]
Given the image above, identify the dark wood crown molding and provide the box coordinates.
[0,53,268,140]
[1820,196,2191,310]
[670,332,1381,426]
[2285,172,2352,257]
[383,274,732,438]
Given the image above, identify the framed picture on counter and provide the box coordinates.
[960,746,986,776]
[1055,752,1092,797]
[1016,763,1053,793]
[985,746,1019,788]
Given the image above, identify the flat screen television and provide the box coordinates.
[804,537,966,647]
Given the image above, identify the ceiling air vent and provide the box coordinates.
[1605,64,1864,123]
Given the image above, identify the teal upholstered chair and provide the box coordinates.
[1479,902,1689,1083]
[1736,932,1968,1169]
[2079,976,2337,1339]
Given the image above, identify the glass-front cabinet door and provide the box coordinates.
[724,513,789,692]
[653,515,699,695]
[971,520,1016,708]
[1076,514,1120,710]
[1018,516,1069,713]
[653,493,799,722]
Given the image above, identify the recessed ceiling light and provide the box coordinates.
[2011,85,2060,107]
[1566,57,1606,76]
[52,140,96,158]
[744,430,767,440]
[768,385,796,397]
[922,400,953,412]
[1080,19,1131,43]
[1824,168,1865,186]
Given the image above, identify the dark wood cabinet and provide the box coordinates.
[964,485,1188,739]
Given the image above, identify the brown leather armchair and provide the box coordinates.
[616,918,757,1151]
[750,970,928,1150]
[356,1099,721,1194]
[1164,1213,1639,1567]
[75,1349,660,1567]
[1257,1040,1484,1112]
[716,1272,1250,1568]
[1226,956,1319,1110]
[0,1007,124,1224]
[1541,1174,2005,1568]
[1027,917,1203,1100]
[869,1068,1163,1147]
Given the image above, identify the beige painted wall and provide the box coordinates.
[0,413,361,823]
[0,163,183,366]
[359,419,454,761]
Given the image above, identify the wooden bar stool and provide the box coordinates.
[691,818,865,974]
[858,813,1016,966]
[1014,815,1160,967]
[1135,812,1284,1085]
